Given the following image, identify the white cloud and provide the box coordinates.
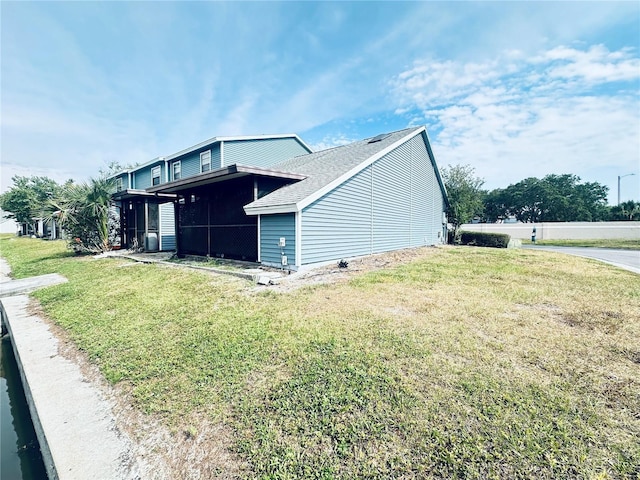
[390,44,640,201]
[1,163,77,194]
[309,133,357,152]
[539,45,640,83]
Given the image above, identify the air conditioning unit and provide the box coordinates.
[144,233,158,252]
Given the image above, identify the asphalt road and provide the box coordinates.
[524,246,640,274]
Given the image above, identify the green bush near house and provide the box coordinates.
[459,230,511,248]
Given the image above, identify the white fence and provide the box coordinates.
[460,222,640,241]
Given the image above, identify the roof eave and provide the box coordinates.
[147,164,306,194]
[420,129,450,209]
[111,189,177,201]
[165,133,312,162]
[244,203,299,216]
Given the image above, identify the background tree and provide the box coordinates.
[52,176,115,253]
[441,164,485,239]
[484,174,609,222]
[608,200,640,221]
[98,160,139,178]
[0,176,67,225]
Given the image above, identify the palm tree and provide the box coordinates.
[50,176,115,253]
[620,200,640,221]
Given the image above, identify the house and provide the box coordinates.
[137,126,448,270]
[243,126,448,269]
[110,134,312,251]
[0,209,19,235]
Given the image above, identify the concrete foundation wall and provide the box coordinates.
[460,222,640,240]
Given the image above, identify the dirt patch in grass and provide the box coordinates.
[260,246,441,293]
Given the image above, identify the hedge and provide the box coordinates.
[458,231,511,248]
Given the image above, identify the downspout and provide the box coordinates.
[255,179,260,262]
[163,157,169,183]
[370,166,374,254]
[207,198,211,256]
[257,215,261,263]
[144,199,149,251]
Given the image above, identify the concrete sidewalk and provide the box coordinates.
[0,273,67,298]
[1,258,139,479]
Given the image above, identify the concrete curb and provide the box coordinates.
[0,273,68,298]
[117,254,284,283]
[1,296,139,480]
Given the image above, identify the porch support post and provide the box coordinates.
[144,199,149,250]
[174,198,181,256]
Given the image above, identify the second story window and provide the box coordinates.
[173,161,181,180]
[151,166,161,186]
[200,150,211,173]
[115,177,123,192]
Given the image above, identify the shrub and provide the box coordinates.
[458,231,511,248]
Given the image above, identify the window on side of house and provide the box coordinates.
[115,177,123,192]
[151,166,161,186]
[173,161,181,180]
[200,150,211,173]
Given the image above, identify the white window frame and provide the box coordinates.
[151,166,161,186]
[200,150,211,173]
[115,177,123,192]
[173,161,181,180]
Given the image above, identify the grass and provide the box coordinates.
[522,238,640,250]
[1,234,639,478]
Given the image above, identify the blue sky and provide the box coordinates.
[2,1,639,204]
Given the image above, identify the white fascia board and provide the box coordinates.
[244,203,298,216]
[296,126,425,212]
[165,137,221,161]
[106,171,128,180]
[421,128,450,207]
[130,157,166,173]
[108,157,166,181]
[219,134,312,154]
[165,133,310,162]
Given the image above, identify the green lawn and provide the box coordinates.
[1,235,639,479]
[523,238,640,250]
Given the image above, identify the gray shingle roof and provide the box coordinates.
[244,127,422,212]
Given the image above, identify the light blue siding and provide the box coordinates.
[372,142,411,252]
[159,202,176,251]
[132,162,165,189]
[112,173,129,192]
[173,144,221,179]
[410,133,445,245]
[223,138,309,168]
[260,213,295,267]
[133,169,150,190]
[302,168,373,265]
[301,133,445,265]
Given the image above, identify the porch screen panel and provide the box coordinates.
[178,195,209,256]
[177,177,258,260]
[207,177,257,261]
